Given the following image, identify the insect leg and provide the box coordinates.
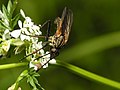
[40,20,51,41]
[19,42,49,61]
[19,20,51,61]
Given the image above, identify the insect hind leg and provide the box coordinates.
[19,41,49,61]
[19,20,51,62]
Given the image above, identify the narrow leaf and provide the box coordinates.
[32,76,40,86]
[12,13,20,29]
[0,23,7,30]
[0,20,11,30]
[10,0,18,16]
[28,76,36,88]
[2,5,9,21]
[7,0,12,14]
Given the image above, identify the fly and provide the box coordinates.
[48,7,73,59]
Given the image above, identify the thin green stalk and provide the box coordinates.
[14,70,28,90]
[56,60,120,89]
[0,62,28,70]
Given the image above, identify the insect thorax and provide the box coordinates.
[48,35,64,48]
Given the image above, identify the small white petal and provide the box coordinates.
[40,49,44,55]
[31,37,38,43]
[42,63,48,68]
[20,34,26,41]
[11,30,21,38]
[49,59,56,64]
[40,59,48,68]
[23,29,30,35]
[18,20,23,28]
[29,61,38,71]
[4,29,10,34]
[22,35,30,41]
[29,28,34,33]
[45,51,50,59]
[25,17,32,24]
[23,19,33,28]
[20,9,26,18]
[38,41,43,48]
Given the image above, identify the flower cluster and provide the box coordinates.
[11,10,42,42]
[0,1,56,90]
[0,9,56,70]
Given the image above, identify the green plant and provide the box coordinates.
[0,0,120,90]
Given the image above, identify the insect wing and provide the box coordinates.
[57,7,73,47]
[62,7,73,44]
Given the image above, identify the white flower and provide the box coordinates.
[18,20,23,28]
[20,33,30,41]
[11,15,41,42]
[29,51,54,70]
[31,25,42,35]
[40,52,56,68]
[2,29,11,40]
[49,59,56,64]
[32,41,44,54]
[29,60,38,71]
[11,29,31,41]
[2,40,11,53]
[11,9,56,70]
[10,29,21,38]
[20,9,25,18]
[40,51,50,68]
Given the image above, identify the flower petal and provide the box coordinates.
[18,20,23,28]
[49,59,56,64]
[11,30,21,38]
[20,9,26,18]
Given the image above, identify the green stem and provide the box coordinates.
[0,62,28,70]
[56,61,120,89]
[14,70,28,90]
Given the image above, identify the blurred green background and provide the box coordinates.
[1,0,120,90]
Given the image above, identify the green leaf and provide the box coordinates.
[11,39,24,46]
[32,72,40,77]
[27,76,37,88]
[0,20,10,29]
[7,0,12,14]
[0,22,7,30]
[2,5,9,21]
[32,76,40,86]
[14,69,28,90]
[11,13,20,29]
[17,70,28,82]
[10,0,18,17]
[26,68,44,90]
[14,46,25,55]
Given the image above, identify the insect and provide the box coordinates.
[20,7,73,69]
[48,7,73,59]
